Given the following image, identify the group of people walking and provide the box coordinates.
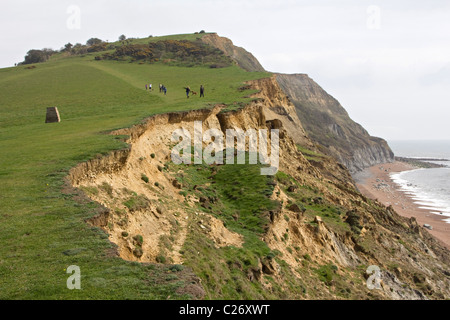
[145,82,204,98]
[184,85,205,98]
[159,84,167,95]
[145,83,167,94]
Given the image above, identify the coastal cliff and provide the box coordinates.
[69,76,450,300]
[276,73,394,172]
[201,33,265,72]
[4,31,449,301]
[201,35,394,173]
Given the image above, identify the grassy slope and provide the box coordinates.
[0,44,269,299]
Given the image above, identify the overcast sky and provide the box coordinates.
[1,0,449,141]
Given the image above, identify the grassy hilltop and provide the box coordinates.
[0,33,269,299]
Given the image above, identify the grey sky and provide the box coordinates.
[1,0,449,141]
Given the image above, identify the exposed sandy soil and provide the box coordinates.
[354,161,450,250]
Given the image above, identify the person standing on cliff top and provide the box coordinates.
[200,85,205,98]
[185,86,191,98]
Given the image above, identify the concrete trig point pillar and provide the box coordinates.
[46,107,61,123]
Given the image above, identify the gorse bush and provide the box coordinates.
[100,40,233,67]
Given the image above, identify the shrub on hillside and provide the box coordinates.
[23,49,56,65]
[86,38,103,46]
[99,40,232,67]
[87,42,107,53]
[72,43,88,55]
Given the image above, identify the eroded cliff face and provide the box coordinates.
[276,73,394,172]
[201,33,265,72]
[68,77,317,264]
[202,34,394,173]
[69,77,450,300]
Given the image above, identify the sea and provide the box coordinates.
[388,140,450,224]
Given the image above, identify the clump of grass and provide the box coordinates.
[133,247,143,258]
[81,186,99,196]
[99,182,114,196]
[115,208,126,216]
[165,274,178,281]
[156,255,166,264]
[133,235,144,246]
[160,235,173,250]
[275,171,291,185]
[346,210,362,235]
[266,252,276,259]
[123,194,151,212]
[315,264,338,286]
[141,174,149,183]
[296,145,327,162]
[169,264,184,272]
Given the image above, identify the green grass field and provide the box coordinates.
[0,40,270,299]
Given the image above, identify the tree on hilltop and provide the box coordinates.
[63,43,73,52]
[72,43,87,55]
[119,34,127,41]
[23,50,48,64]
[86,38,103,46]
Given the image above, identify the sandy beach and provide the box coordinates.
[354,161,450,250]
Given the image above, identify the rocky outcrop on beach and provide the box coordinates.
[276,73,394,173]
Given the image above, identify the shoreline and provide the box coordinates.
[353,161,450,250]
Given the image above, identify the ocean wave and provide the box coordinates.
[391,168,450,222]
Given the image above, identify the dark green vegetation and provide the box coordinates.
[275,169,351,236]
[21,33,212,65]
[99,40,233,68]
[171,159,313,299]
[0,34,268,299]
[168,154,370,299]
